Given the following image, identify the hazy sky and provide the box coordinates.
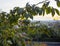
[0,0,43,12]
[0,0,60,20]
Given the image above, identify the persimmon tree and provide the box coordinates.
[0,0,60,46]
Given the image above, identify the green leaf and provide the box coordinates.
[24,13,33,19]
[39,10,43,15]
[24,13,29,19]
[26,3,31,12]
[29,15,33,19]
[37,8,43,15]
[23,20,30,25]
[46,7,51,14]
[55,9,60,15]
[57,1,60,7]
[42,8,45,16]
[35,7,42,15]
[42,2,50,9]
[42,3,46,9]
[45,2,50,7]
[30,10,37,15]
[26,3,31,8]
[51,8,55,17]
[18,8,25,15]
[35,7,40,13]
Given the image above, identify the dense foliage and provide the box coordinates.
[0,0,60,46]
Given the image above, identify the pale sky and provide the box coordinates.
[0,0,60,20]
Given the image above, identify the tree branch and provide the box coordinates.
[35,0,50,6]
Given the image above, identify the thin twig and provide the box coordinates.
[35,0,49,6]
